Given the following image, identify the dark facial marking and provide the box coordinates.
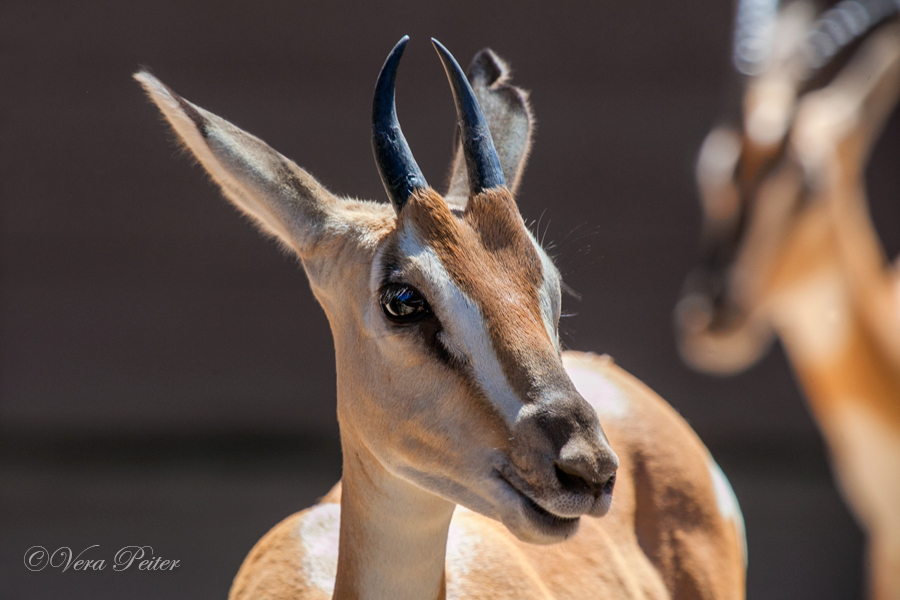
[400,188,573,403]
[378,241,467,372]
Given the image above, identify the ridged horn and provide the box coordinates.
[432,38,506,193]
[806,0,900,71]
[372,36,427,212]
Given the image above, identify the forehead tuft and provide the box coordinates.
[398,188,545,291]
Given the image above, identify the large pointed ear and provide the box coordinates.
[135,71,354,258]
[444,49,534,206]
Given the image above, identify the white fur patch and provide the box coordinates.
[563,363,629,420]
[298,504,341,594]
[707,457,748,567]
[445,508,491,600]
[445,515,477,580]
[397,225,523,424]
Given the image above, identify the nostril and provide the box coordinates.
[602,473,616,496]
[554,463,592,494]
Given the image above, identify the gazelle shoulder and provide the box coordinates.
[561,350,678,423]
[562,350,738,507]
[444,507,555,600]
[229,498,341,600]
[564,350,713,435]
[563,350,748,576]
[231,499,551,600]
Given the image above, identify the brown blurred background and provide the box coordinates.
[3,0,899,598]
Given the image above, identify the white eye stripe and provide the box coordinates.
[396,225,523,424]
[436,331,468,365]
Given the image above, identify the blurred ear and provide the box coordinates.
[135,71,372,258]
[444,49,534,206]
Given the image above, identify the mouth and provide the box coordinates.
[494,470,581,538]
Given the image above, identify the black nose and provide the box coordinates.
[554,450,618,497]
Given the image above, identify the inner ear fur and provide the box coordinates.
[445,49,534,205]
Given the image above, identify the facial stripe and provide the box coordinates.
[401,189,572,404]
[397,223,523,424]
[370,242,469,378]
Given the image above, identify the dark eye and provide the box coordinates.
[380,284,431,323]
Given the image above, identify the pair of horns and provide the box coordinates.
[733,0,900,77]
[372,36,505,211]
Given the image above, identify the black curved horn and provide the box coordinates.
[372,36,427,212]
[431,38,506,193]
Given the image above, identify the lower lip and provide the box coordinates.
[496,473,580,533]
[523,495,580,529]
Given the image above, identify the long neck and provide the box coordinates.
[333,435,455,600]
[767,217,900,431]
[766,208,900,600]
[825,144,900,367]
[771,265,900,425]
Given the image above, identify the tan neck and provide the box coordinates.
[792,22,900,369]
[334,436,454,600]
[825,143,900,368]
[767,226,900,433]
[767,214,900,600]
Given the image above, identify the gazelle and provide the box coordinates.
[137,37,746,599]
[675,3,900,597]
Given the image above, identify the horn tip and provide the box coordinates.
[392,35,410,55]
[430,38,447,54]
[431,38,460,74]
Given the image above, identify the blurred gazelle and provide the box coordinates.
[138,37,746,599]
[676,3,900,596]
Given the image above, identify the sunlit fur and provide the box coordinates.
[137,44,745,599]
[232,354,745,600]
[676,20,900,599]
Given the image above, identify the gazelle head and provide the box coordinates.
[136,37,618,544]
[674,2,900,373]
